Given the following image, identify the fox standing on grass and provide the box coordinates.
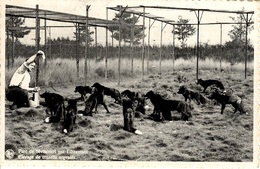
[6,50,45,110]
[177,85,207,105]
[208,87,246,115]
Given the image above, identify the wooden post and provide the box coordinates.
[11,16,14,68]
[35,4,40,86]
[95,25,98,62]
[130,14,134,75]
[118,6,122,86]
[141,6,145,80]
[245,13,249,79]
[105,8,108,81]
[159,21,163,74]
[172,24,175,72]
[220,24,222,70]
[147,18,152,74]
[196,10,200,80]
[6,31,9,69]
[85,5,90,85]
[195,10,203,80]
[76,23,79,79]
[44,13,47,67]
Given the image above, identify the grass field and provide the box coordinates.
[4,57,254,162]
[5,57,253,87]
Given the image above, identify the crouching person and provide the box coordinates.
[6,50,45,110]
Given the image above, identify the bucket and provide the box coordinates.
[29,91,40,107]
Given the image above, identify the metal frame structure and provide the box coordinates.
[6,4,121,85]
[5,4,254,87]
[6,5,118,27]
[107,5,254,80]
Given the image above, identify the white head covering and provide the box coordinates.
[37,50,46,61]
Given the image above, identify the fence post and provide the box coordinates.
[35,4,40,86]
[245,13,249,79]
[6,30,10,69]
[76,23,79,79]
[194,10,203,80]
[131,14,134,75]
[172,24,175,73]
[118,6,122,86]
[11,16,14,68]
[95,25,98,62]
[220,24,222,71]
[105,7,108,81]
[44,13,47,67]
[85,5,90,85]
[141,6,145,80]
[160,22,162,74]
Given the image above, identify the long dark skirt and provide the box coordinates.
[6,86,30,108]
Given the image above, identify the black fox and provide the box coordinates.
[74,86,92,100]
[177,85,207,105]
[145,90,192,121]
[79,87,110,116]
[92,82,122,104]
[197,79,225,93]
[122,97,142,135]
[62,99,78,134]
[208,88,246,114]
[121,89,144,104]
[121,89,146,116]
[40,92,65,123]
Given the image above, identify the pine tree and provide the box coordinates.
[228,14,253,43]
[173,16,196,48]
[108,12,145,45]
[6,16,30,41]
[225,13,254,64]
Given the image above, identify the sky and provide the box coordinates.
[3,0,257,47]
